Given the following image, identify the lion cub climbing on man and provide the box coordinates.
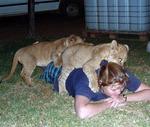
[0,35,84,86]
[59,40,129,93]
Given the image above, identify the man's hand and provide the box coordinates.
[105,95,127,108]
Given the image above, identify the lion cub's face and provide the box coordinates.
[64,34,84,47]
[108,40,129,66]
[53,34,84,66]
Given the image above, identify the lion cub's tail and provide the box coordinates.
[0,52,19,83]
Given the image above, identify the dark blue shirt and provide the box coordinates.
[65,68,141,101]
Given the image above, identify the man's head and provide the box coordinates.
[98,61,128,97]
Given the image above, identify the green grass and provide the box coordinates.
[0,37,150,127]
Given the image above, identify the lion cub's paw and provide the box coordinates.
[89,78,99,92]
[90,84,99,92]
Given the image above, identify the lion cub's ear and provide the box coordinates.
[64,39,69,47]
[124,44,129,52]
[111,40,129,52]
[110,40,118,50]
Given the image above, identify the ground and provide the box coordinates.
[0,11,150,127]
[0,11,85,41]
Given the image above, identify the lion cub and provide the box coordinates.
[59,40,129,93]
[1,35,84,86]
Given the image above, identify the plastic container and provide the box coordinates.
[84,0,150,32]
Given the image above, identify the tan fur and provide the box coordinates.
[59,40,129,93]
[1,35,84,86]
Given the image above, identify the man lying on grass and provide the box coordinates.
[41,60,150,119]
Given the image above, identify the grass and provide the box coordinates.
[0,37,150,127]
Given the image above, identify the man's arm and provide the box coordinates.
[108,83,150,107]
[126,83,150,102]
[74,95,112,119]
